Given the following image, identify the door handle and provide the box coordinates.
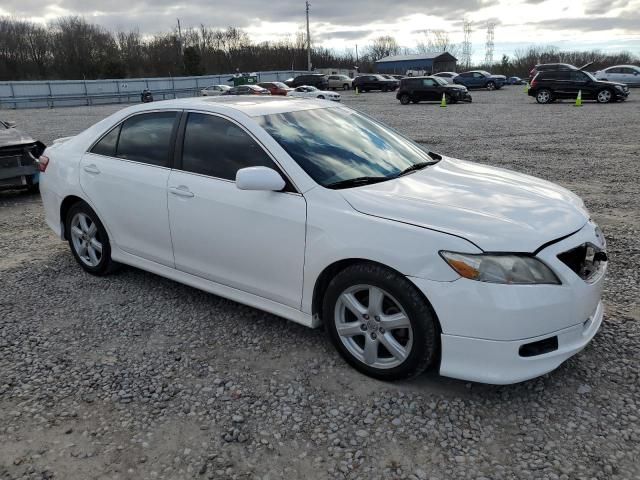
[83,164,100,174]
[169,186,194,198]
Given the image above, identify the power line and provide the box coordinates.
[484,22,495,66]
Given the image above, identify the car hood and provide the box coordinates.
[0,126,35,148]
[490,75,506,80]
[339,157,589,252]
[444,84,467,90]
[596,79,627,88]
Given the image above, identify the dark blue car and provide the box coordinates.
[454,71,505,90]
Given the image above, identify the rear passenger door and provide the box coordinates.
[166,112,307,308]
[80,111,180,267]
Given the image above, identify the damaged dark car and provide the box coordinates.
[0,120,46,192]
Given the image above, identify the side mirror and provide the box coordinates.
[236,166,286,191]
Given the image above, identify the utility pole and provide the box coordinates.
[177,18,184,72]
[306,1,312,71]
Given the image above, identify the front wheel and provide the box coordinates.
[323,263,438,380]
[596,89,613,103]
[535,89,552,104]
[486,81,496,90]
[66,201,118,276]
[399,94,411,105]
[317,95,325,99]
[343,84,350,90]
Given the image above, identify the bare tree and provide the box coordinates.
[416,30,460,56]
[366,35,401,61]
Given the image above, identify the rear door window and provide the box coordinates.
[116,112,178,167]
[90,125,120,157]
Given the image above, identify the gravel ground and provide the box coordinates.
[1,87,639,480]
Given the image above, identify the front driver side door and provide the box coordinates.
[167,112,307,309]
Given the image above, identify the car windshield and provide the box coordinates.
[274,82,288,88]
[477,71,491,76]
[433,77,448,85]
[304,86,318,91]
[256,106,435,188]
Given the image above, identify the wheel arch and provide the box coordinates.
[311,258,443,333]
[60,195,86,240]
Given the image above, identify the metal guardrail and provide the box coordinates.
[0,71,308,109]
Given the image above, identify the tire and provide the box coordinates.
[596,89,613,103]
[343,84,349,90]
[399,94,411,105]
[66,201,118,276]
[486,81,496,91]
[445,93,453,104]
[323,263,438,381]
[535,89,552,104]
[318,95,325,99]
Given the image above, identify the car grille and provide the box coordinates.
[557,243,607,282]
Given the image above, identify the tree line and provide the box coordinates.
[0,16,637,81]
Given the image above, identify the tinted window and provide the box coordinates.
[91,125,120,156]
[116,112,177,167]
[181,113,277,181]
[422,79,437,86]
[329,76,339,80]
[570,71,588,81]
[256,107,434,187]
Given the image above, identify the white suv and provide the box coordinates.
[327,75,353,90]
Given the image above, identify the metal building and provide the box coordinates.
[375,52,458,75]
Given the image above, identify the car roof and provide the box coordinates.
[119,96,335,118]
[606,64,639,68]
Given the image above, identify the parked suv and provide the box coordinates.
[327,75,353,90]
[353,75,398,92]
[286,74,329,89]
[528,62,592,82]
[454,71,504,90]
[396,76,472,104]
[528,69,629,104]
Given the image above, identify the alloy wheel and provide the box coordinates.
[334,284,413,369]
[597,90,612,103]
[537,90,551,104]
[70,212,103,267]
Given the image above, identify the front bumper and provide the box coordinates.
[409,221,607,384]
[439,301,603,384]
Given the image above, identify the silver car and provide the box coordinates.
[595,65,640,86]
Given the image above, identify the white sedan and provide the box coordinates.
[287,85,341,101]
[38,96,606,384]
[594,65,640,86]
[201,84,231,96]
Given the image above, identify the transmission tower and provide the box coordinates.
[462,20,472,69]
[484,22,495,66]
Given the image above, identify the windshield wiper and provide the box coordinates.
[396,160,438,177]
[325,176,389,189]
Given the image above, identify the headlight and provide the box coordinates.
[440,251,560,285]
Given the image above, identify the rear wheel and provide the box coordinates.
[596,89,613,103]
[399,94,411,105]
[535,89,552,104]
[323,263,438,381]
[66,202,118,276]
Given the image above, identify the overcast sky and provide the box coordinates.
[2,0,639,61]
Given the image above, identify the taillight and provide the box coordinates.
[37,155,49,172]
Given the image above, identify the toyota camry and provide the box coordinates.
[38,96,607,384]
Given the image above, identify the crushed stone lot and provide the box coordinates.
[1,87,639,480]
